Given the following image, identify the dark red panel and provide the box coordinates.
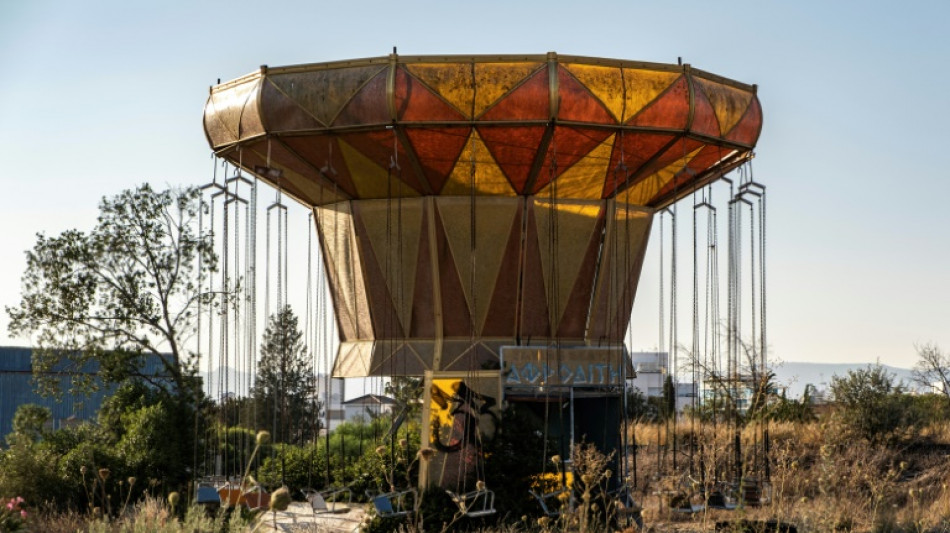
[602,133,678,197]
[479,67,550,121]
[557,66,616,125]
[725,96,762,146]
[689,78,720,138]
[261,80,328,131]
[404,127,472,193]
[518,203,551,339]
[351,204,403,339]
[282,136,359,198]
[410,205,435,338]
[627,76,689,129]
[339,131,428,195]
[476,125,546,193]
[533,126,613,193]
[433,204,474,337]
[556,209,605,338]
[334,70,389,127]
[395,67,467,122]
[481,203,523,337]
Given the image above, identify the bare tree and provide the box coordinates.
[912,343,950,399]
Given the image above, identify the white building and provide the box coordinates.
[315,375,346,432]
[629,351,697,413]
[342,394,396,422]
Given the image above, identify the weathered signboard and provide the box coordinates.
[500,347,634,387]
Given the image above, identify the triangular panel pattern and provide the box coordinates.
[482,201,524,337]
[520,205,551,338]
[395,67,468,122]
[618,146,704,206]
[404,127,471,193]
[533,126,614,193]
[282,135,360,198]
[354,198,425,335]
[626,76,689,129]
[694,78,754,136]
[473,62,544,118]
[441,129,516,196]
[725,97,762,145]
[556,66,616,124]
[689,78,721,138]
[405,63,476,118]
[538,133,615,200]
[339,132,427,196]
[603,132,678,198]
[476,125,547,193]
[270,65,385,126]
[533,200,603,332]
[436,198,520,335]
[334,70,390,127]
[479,67,550,121]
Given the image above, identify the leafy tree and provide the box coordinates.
[7,184,216,399]
[254,305,319,445]
[830,364,920,443]
[10,404,51,443]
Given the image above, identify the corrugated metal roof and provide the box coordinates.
[0,347,176,440]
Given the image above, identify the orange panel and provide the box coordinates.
[405,63,476,119]
[476,125,546,193]
[473,62,544,118]
[556,66,616,125]
[404,127,471,193]
[533,126,613,193]
[479,67,550,121]
[695,78,754,137]
[689,78,720,138]
[726,96,762,145]
[602,133,678,197]
[626,75,689,129]
[395,67,467,122]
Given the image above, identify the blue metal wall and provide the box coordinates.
[0,346,174,440]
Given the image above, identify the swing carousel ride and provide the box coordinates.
[201,52,765,518]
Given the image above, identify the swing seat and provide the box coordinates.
[242,484,270,511]
[217,483,246,507]
[303,487,352,514]
[446,489,496,518]
[530,488,572,517]
[196,485,221,506]
[372,489,415,518]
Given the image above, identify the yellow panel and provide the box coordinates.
[696,78,753,136]
[534,200,603,330]
[618,146,703,205]
[437,198,520,334]
[563,64,624,122]
[406,63,475,119]
[441,130,516,196]
[339,139,419,199]
[621,69,681,121]
[473,62,543,117]
[538,134,614,199]
[356,199,424,334]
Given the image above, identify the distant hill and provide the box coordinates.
[772,361,920,399]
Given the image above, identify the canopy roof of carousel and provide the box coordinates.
[203,52,762,208]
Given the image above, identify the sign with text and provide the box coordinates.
[501,347,634,387]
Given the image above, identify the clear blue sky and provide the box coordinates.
[1,1,948,373]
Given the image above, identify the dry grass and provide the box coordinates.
[623,419,950,532]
